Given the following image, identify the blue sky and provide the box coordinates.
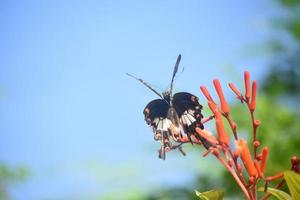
[0,0,281,199]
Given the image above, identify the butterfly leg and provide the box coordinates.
[201,115,215,124]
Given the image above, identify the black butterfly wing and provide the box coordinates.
[143,99,172,159]
[172,92,211,149]
[143,99,169,122]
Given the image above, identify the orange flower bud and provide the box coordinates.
[208,101,218,113]
[215,113,230,146]
[229,82,242,99]
[249,176,255,184]
[244,71,250,101]
[260,147,269,174]
[253,140,260,148]
[237,163,243,174]
[250,80,257,111]
[235,139,257,177]
[212,148,219,156]
[200,86,214,102]
[228,159,234,167]
[254,119,261,127]
[213,79,230,114]
[207,101,230,145]
[256,153,262,161]
[291,156,300,165]
[234,150,240,159]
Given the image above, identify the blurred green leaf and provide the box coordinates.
[258,187,292,200]
[288,19,300,40]
[284,171,300,199]
[0,164,28,182]
[279,0,300,7]
[195,189,224,200]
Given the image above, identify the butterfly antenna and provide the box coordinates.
[126,73,164,99]
[169,54,181,106]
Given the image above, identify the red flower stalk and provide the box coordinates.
[213,79,230,114]
[236,139,257,177]
[208,101,230,146]
[244,71,251,102]
[229,82,243,100]
[265,172,283,182]
[250,80,257,111]
[260,147,269,174]
[200,86,214,102]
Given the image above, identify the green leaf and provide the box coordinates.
[195,189,224,200]
[284,170,300,200]
[258,187,292,200]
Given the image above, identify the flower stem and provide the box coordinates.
[214,153,251,200]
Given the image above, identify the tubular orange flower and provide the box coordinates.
[207,100,217,113]
[200,86,214,102]
[229,82,243,100]
[235,139,257,177]
[250,80,257,111]
[260,147,269,174]
[208,102,230,146]
[213,79,230,114]
[215,116,230,146]
[244,71,250,101]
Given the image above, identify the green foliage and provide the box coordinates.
[279,0,300,8]
[143,187,200,200]
[0,164,28,182]
[258,187,292,200]
[0,164,29,200]
[257,171,300,200]
[262,56,300,98]
[195,189,224,200]
[284,171,300,199]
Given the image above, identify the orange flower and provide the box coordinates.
[213,79,230,114]
[250,80,257,111]
[235,139,257,177]
[229,83,243,100]
[200,86,214,102]
[208,102,230,146]
[260,147,269,174]
[244,71,250,102]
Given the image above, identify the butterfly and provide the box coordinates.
[127,55,211,159]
